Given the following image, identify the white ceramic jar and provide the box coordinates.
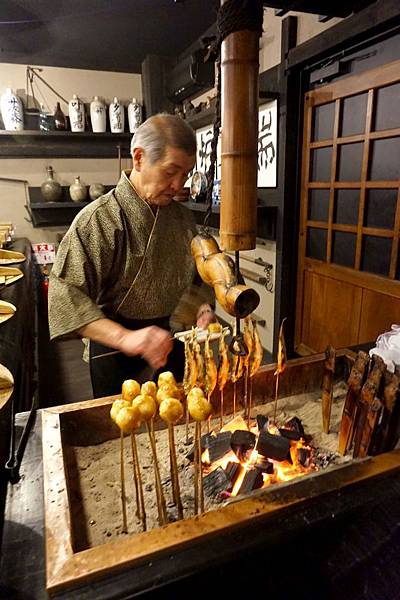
[109,97,125,133]
[0,88,24,131]
[90,96,106,133]
[128,98,142,133]
[68,94,85,132]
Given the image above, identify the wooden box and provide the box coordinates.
[42,350,400,595]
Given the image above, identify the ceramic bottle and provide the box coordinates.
[68,94,85,132]
[128,98,142,133]
[109,97,124,133]
[89,183,105,201]
[69,176,87,202]
[41,166,62,202]
[53,102,67,130]
[0,88,24,131]
[90,96,106,133]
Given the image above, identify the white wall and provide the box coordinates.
[0,63,140,243]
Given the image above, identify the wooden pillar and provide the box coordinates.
[219,2,261,251]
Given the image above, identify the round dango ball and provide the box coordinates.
[157,371,176,388]
[110,399,131,423]
[122,379,141,402]
[159,397,184,424]
[141,380,157,398]
[132,394,157,422]
[188,395,212,422]
[187,386,205,401]
[115,405,141,434]
[156,384,180,405]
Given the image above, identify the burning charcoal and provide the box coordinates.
[255,458,274,474]
[256,414,268,432]
[238,469,264,495]
[208,431,232,463]
[203,467,232,498]
[186,432,213,462]
[224,461,242,487]
[297,446,312,467]
[278,427,302,441]
[230,430,256,462]
[256,430,291,462]
[283,416,305,437]
[186,431,232,463]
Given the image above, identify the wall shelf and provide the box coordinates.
[26,185,114,228]
[0,130,131,159]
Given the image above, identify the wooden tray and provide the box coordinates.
[42,350,400,595]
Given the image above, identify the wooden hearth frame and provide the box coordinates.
[42,350,400,595]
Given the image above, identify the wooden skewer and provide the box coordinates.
[130,432,146,531]
[168,423,184,520]
[233,381,237,417]
[249,377,254,423]
[146,421,167,526]
[193,422,199,515]
[120,430,128,534]
[273,372,280,423]
[185,401,190,444]
[220,388,224,430]
[244,366,250,427]
[196,421,204,513]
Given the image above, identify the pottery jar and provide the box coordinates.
[128,98,142,133]
[68,94,85,132]
[109,97,125,133]
[1,88,24,131]
[89,183,105,201]
[90,96,106,133]
[41,166,62,202]
[69,176,87,202]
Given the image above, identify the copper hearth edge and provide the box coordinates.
[42,350,400,595]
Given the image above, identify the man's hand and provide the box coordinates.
[196,303,216,330]
[78,319,173,370]
[119,326,173,370]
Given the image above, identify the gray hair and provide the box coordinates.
[130,113,196,163]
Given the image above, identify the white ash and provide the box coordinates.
[73,382,349,548]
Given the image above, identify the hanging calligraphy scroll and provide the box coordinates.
[194,99,277,188]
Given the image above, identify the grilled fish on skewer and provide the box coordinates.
[217,328,230,427]
[204,332,217,398]
[250,318,263,378]
[192,328,205,388]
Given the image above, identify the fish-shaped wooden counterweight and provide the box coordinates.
[353,354,386,458]
[338,351,370,455]
[321,345,336,434]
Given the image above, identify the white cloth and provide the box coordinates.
[369,324,400,373]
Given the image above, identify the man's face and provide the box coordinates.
[133,145,195,207]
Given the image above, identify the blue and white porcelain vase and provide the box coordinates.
[128,97,142,133]
[68,94,85,132]
[90,96,106,133]
[0,88,24,131]
[109,97,124,133]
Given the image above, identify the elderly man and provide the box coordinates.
[48,113,215,398]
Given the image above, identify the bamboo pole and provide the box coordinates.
[220,4,260,251]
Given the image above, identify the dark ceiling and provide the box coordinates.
[0,0,219,73]
[0,0,376,74]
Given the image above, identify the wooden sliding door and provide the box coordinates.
[295,59,400,354]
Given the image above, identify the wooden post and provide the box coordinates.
[219,0,261,251]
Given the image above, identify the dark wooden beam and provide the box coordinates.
[273,14,300,358]
[141,55,176,118]
[288,0,400,69]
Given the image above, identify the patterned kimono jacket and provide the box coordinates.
[48,171,199,341]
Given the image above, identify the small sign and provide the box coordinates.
[32,243,56,265]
